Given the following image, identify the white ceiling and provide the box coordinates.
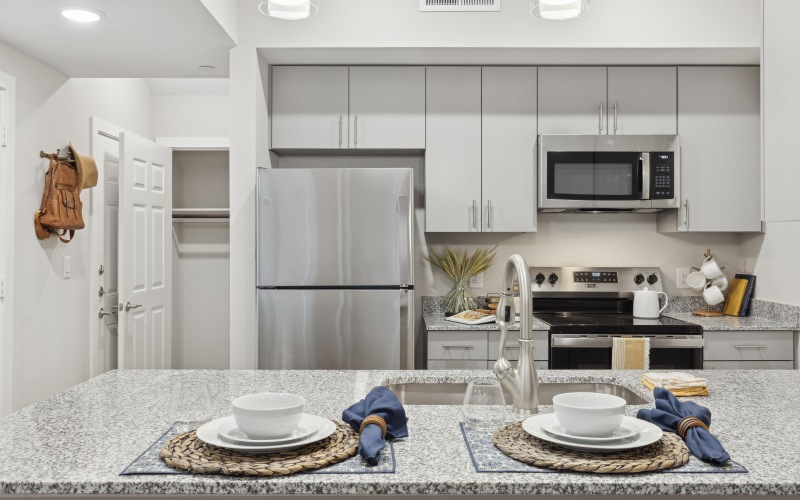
[0,0,235,77]
[147,78,229,95]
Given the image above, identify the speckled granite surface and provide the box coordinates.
[662,312,796,331]
[424,296,799,332]
[1,369,800,495]
[423,313,551,332]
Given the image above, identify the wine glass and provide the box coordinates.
[462,379,506,432]
[167,381,213,432]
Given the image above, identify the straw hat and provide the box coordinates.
[68,143,98,189]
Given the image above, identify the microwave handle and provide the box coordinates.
[640,153,650,200]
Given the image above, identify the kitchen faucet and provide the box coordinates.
[493,254,539,415]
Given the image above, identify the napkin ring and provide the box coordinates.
[677,416,709,439]
[359,415,387,438]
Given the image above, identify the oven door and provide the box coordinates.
[549,335,704,370]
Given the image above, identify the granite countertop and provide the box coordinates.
[424,313,796,333]
[424,313,551,332]
[2,369,800,496]
[662,313,796,332]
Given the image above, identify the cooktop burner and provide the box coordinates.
[534,312,702,335]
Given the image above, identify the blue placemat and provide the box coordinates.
[121,423,396,475]
[460,422,747,474]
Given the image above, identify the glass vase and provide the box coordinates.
[445,277,477,314]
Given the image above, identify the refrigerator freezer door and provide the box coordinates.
[258,289,413,370]
[258,168,413,287]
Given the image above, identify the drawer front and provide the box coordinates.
[488,331,549,361]
[703,331,794,361]
[427,359,488,370]
[704,360,794,370]
[487,360,549,370]
[428,331,488,360]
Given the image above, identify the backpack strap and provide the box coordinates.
[55,229,76,244]
[33,156,58,240]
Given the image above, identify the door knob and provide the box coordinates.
[98,308,115,318]
[125,301,143,311]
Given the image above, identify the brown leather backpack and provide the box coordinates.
[34,149,85,243]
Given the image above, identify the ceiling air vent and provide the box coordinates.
[420,0,501,12]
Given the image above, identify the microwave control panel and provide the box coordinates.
[650,152,674,200]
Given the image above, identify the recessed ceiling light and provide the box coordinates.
[258,0,319,21]
[199,65,217,71]
[530,0,589,20]
[59,6,106,23]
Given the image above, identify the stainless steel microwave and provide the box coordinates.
[538,135,680,213]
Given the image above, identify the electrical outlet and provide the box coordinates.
[63,256,71,279]
[677,267,691,289]
[469,273,483,288]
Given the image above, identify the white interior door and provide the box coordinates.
[0,71,14,416]
[89,118,121,376]
[119,132,172,369]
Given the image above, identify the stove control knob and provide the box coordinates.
[634,273,645,285]
[535,273,545,286]
[548,273,559,285]
[647,273,659,285]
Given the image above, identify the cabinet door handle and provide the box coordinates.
[684,199,689,228]
[354,114,358,146]
[613,100,618,134]
[733,345,767,349]
[487,199,492,230]
[598,102,604,133]
[472,200,478,230]
[442,345,475,349]
[338,115,342,147]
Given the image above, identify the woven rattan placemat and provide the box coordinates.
[492,421,690,474]
[160,421,359,476]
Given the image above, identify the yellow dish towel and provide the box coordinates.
[611,337,650,370]
[642,371,710,397]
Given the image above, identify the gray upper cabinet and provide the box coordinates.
[271,66,349,150]
[607,67,677,135]
[539,66,677,135]
[658,66,761,233]
[348,66,425,149]
[425,67,482,232]
[482,67,538,232]
[538,67,607,135]
[271,65,424,151]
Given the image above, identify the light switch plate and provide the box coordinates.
[63,256,71,279]
[469,273,483,289]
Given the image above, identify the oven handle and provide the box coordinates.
[551,338,704,349]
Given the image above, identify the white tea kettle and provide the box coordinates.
[632,287,668,319]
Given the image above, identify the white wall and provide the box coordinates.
[152,94,230,139]
[740,0,800,306]
[240,0,760,50]
[0,40,153,410]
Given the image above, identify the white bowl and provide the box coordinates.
[552,392,626,438]
[232,392,305,439]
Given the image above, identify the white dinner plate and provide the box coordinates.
[218,415,320,446]
[196,414,336,454]
[541,419,639,443]
[522,414,663,452]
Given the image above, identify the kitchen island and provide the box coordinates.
[0,369,799,497]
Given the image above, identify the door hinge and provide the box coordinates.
[0,278,5,299]
[1,126,7,148]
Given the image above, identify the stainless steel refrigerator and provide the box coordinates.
[257,167,414,370]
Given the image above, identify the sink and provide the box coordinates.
[386,382,648,406]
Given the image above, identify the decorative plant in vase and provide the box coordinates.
[424,246,497,314]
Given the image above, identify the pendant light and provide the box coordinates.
[258,0,319,20]
[530,0,589,20]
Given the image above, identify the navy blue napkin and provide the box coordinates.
[342,387,408,466]
[636,387,730,465]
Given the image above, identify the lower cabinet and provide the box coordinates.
[427,330,549,369]
[702,330,794,369]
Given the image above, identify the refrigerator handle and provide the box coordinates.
[400,290,414,369]
[398,190,413,286]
